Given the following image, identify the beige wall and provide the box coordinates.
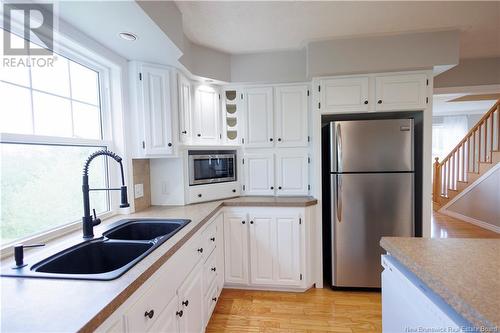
[447,166,500,227]
[132,159,151,212]
[434,57,500,88]
[307,30,459,78]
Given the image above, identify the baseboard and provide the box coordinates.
[440,209,500,234]
[223,283,313,293]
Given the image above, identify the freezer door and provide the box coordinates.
[330,119,413,173]
[331,173,413,288]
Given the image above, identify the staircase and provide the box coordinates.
[433,99,500,210]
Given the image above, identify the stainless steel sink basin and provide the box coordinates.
[103,219,190,241]
[1,218,190,280]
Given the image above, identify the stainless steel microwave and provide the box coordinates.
[188,150,237,186]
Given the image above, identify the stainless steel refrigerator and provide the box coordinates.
[329,119,414,288]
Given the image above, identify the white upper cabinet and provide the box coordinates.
[249,214,276,285]
[223,213,249,284]
[138,64,174,156]
[178,74,192,143]
[275,151,309,196]
[375,73,428,111]
[321,77,370,113]
[244,153,275,196]
[244,87,274,148]
[193,85,220,144]
[275,85,309,147]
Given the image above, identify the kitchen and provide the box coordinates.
[1,1,499,333]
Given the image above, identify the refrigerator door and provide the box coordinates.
[331,173,414,288]
[330,119,414,173]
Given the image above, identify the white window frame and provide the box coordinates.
[0,21,123,253]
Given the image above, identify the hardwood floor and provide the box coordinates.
[431,211,500,239]
[206,288,381,333]
[207,212,499,332]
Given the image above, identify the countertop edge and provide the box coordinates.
[80,197,317,332]
[379,238,496,330]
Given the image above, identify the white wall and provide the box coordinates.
[307,30,459,78]
[434,57,500,88]
[150,158,186,206]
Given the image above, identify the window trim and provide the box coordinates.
[0,24,123,253]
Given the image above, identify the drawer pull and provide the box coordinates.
[210,237,215,242]
[182,300,189,307]
[212,297,217,302]
[241,221,245,224]
[250,220,254,224]
[144,309,154,319]
[211,267,216,272]
[176,310,183,317]
[197,248,204,253]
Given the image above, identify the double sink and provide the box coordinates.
[2,219,190,281]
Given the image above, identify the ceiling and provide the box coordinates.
[433,94,498,116]
[175,1,500,57]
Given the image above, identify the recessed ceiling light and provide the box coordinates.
[119,32,137,41]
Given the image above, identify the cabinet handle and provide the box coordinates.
[241,221,245,224]
[270,186,274,190]
[269,138,273,142]
[210,237,216,242]
[277,138,282,142]
[167,142,172,147]
[250,220,254,224]
[212,297,217,302]
[181,130,187,134]
[197,133,201,137]
[198,194,202,198]
[182,300,189,307]
[144,310,154,319]
[232,189,236,193]
[364,100,368,105]
[377,100,382,104]
[176,310,183,317]
[278,186,282,190]
[211,267,216,272]
[197,248,203,253]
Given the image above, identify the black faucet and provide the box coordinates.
[82,150,129,239]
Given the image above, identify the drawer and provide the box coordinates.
[204,280,219,326]
[202,221,217,258]
[203,250,217,295]
[188,181,240,204]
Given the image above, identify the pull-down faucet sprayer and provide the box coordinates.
[82,150,129,239]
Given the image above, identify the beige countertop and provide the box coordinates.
[380,237,500,330]
[0,196,316,333]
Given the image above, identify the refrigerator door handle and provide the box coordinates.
[336,175,342,223]
[336,123,342,173]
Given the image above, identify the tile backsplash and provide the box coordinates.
[132,159,151,212]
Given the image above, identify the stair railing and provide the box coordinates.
[433,99,500,202]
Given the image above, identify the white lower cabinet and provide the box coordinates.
[147,295,179,333]
[223,212,249,284]
[178,262,204,333]
[224,207,310,290]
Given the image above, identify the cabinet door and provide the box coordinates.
[147,295,179,333]
[141,65,174,155]
[321,77,369,113]
[223,213,249,284]
[249,215,276,285]
[274,215,301,286]
[178,262,204,333]
[275,85,309,147]
[375,74,427,111]
[244,87,273,147]
[215,214,225,291]
[244,153,275,195]
[275,151,309,196]
[194,86,220,143]
[178,74,192,143]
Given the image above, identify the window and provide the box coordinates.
[0,29,112,246]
